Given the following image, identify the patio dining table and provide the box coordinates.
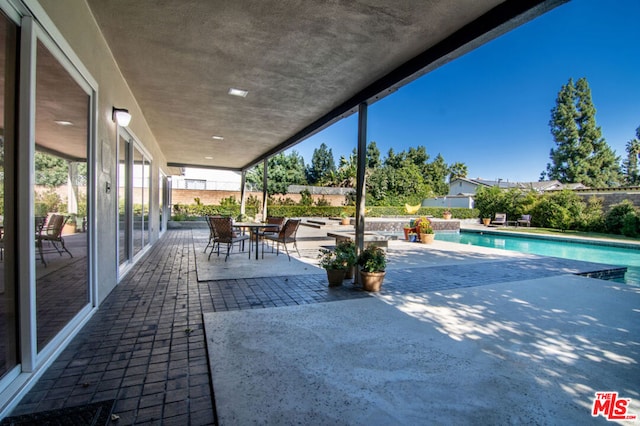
[234,222,279,260]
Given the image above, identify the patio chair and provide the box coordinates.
[263,218,301,261]
[518,214,532,227]
[491,213,507,226]
[36,213,72,266]
[208,216,249,261]
[203,215,222,254]
[257,216,285,239]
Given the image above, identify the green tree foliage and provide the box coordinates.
[366,141,381,169]
[305,143,335,184]
[544,77,621,187]
[424,154,449,195]
[605,200,639,236]
[35,151,68,187]
[622,126,640,186]
[246,151,307,195]
[448,162,468,182]
[474,186,529,220]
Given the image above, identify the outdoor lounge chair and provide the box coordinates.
[404,203,421,215]
[208,216,249,261]
[518,214,532,227]
[263,218,301,261]
[491,213,507,226]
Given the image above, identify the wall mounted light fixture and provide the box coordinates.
[112,107,132,127]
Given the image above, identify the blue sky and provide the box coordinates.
[288,0,640,183]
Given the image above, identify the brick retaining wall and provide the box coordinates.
[172,189,347,206]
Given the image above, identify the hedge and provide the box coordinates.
[171,204,479,220]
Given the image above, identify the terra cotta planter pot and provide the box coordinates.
[419,233,435,244]
[360,270,386,292]
[326,269,346,287]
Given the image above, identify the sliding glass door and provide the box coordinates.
[118,129,151,276]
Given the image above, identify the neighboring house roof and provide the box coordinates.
[449,177,589,193]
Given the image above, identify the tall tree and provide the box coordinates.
[544,77,621,187]
[623,126,640,186]
[246,151,307,195]
[366,141,381,169]
[448,162,468,182]
[425,153,449,195]
[305,143,335,184]
[35,152,68,187]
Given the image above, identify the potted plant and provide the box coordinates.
[357,244,386,292]
[63,214,77,235]
[408,232,418,242]
[402,220,417,240]
[335,240,357,279]
[442,209,452,220]
[318,248,348,287]
[339,210,351,225]
[415,216,435,244]
[482,217,491,226]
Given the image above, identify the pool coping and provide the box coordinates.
[461,226,640,250]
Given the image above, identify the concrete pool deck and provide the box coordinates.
[203,224,639,424]
[205,275,640,424]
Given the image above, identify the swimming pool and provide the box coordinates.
[436,231,640,285]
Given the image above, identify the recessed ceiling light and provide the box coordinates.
[54,120,73,126]
[204,156,213,160]
[211,135,224,141]
[228,88,248,98]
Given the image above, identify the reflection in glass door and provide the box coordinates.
[118,133,129,267]
[0,10,18,381]
[33,40,90,352]
[118,130,151,276]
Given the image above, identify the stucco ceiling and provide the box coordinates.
[86,0,563,171]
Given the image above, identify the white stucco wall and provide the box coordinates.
[36,0,169,303]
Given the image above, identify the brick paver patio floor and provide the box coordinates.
[9,230,367,424]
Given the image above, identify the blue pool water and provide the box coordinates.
[436,231,640,285]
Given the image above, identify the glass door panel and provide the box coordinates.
[118,134,129,267]
[33,39,90,351]
[118,132,151,275]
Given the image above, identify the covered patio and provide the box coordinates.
[7,225,639,424]
[6,0,637,422]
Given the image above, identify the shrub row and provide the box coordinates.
[474,187,640,237]
[171,203,478,220]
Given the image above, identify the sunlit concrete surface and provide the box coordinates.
[205,275,640,425]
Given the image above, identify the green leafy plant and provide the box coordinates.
[318,248,347,270]
[414,217,433,234]
[357,244,386,273]
[335,240,357,267]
